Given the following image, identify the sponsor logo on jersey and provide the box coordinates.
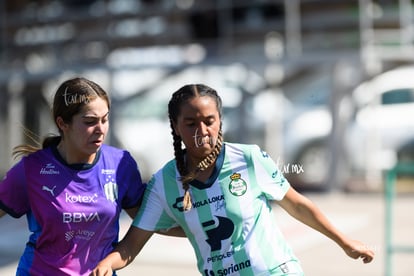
[200,216,250,275]
[203,259,251,276]
[207,249,235,263]
[172,196,186,212]
[173,195,225,212]
[228,173,247,196]
[101,169,116,175]
[65,193,98,203]
[65,229,96,241]
[62,212,101,223]
[42,185,56,196]
[202,216,234,251]
[40,163,60,175]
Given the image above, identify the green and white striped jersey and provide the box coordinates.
[133,142,299,275]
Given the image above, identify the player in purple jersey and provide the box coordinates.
[91,84,374,276]
[0,77,150,275]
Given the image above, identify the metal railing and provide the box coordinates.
[384,162,414,276]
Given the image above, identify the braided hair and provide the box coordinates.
[168,84,224,211]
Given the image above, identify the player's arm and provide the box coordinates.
[0,209,6,218]
[123,207,185,237]
[124,206,139,219]
[277,187,374,263]
[91,226,153,276]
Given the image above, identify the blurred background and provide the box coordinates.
[1,0,414,275]
[2,0,414,190]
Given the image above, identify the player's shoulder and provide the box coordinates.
[224,142,261,155]
[24,147,54,162]
[98,145,139,168]
[100,144,132,158]
[155,159,176,177]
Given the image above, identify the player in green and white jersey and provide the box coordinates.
[91,84,374,276]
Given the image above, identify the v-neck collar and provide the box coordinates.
[51,145,101,171]
[189,144,225,190]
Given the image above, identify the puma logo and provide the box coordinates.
[42,185,56,196]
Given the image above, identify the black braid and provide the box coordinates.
[168,84,223,211]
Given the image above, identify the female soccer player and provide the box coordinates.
[0,77,147,275]
[91,83,374,276]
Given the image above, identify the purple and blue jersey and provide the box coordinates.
[0,144,145,276]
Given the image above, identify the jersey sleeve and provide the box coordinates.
[117,151,146,209]
[132,172,177,231]
[250,145,290,201]
[0,159,30,217]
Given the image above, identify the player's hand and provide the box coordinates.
[343,239,374,263]
[89,264,113,276]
